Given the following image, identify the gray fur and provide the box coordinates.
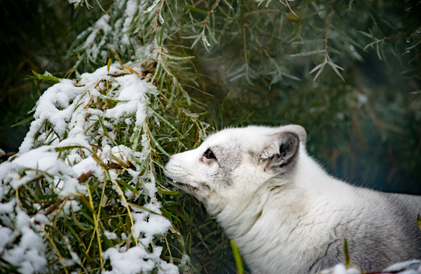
[164,125,421,273]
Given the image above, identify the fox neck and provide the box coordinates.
[203,154,343,273]
[206,151,318,239]
[206,177,305,240]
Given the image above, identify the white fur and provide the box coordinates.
[164,125,421,273]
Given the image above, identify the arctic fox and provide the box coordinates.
[163,125,421,273]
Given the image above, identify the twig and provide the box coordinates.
[255,38,282,78]
[0,152,16,161]
[363,32,405,51]
[202,0,221,35]
[324,2,334,62]
[40,170,94,219]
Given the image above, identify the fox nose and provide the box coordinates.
[162,155,170,166]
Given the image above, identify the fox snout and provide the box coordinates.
[162,155,170,166]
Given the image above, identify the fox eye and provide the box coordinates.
[204,148,216,160]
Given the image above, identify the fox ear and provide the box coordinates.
[261,131,300,172]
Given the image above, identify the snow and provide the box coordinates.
[0,226,12,253]
[0,199,16,214]
[33,213,53,226]
[0,0,176,272]
[83,14,112,61]
[104,230,118,240]
[157,260,179,274]
[13,146,61,170]
[1,145,85,197]
[103,245,178,274]
[0,63,176,273]
[104,74,152,127]
[73,156,104,177]
[103,246,155,274]
[0,210,47,274]
[320,264,360,274]
[18,64,156,161]
[131,203,171,247]
[121,0,140,45]
[384,260,421,272]
[321,261,421,274]
[75,0,158,63]
[30,79,82,140]
[59,200,81,217]
[146,0,161,13]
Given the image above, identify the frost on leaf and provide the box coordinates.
[0,64,179,273]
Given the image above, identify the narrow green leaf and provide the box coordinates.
[343,238,350,267]
[160,207,181,222]
[309,62,326,75]
[191,35,202,49]
[159,59,174,78]
[130,128,141,144]
[183,4,208,14]
[327,55,345,81]
[55,145,87,152]
[291,39,324,45]
[182,34,202,40]
[32,70,60,83]
[157,188,179,195]
[148,127,171,157]
[147,107,181,135]
[310,62,326,81]
[115,179,139,195]
[328,62,345,81]
[230,240,244,274]
[159,20,166,45]
[128,203,160,215]
[72,212,93,231]
[97,94,129,103]
[291,50,324,57]
[161,52,195,61]
[11,116,33,127]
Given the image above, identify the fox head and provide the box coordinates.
[163,125,307,213]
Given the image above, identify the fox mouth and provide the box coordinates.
[166,176,198,191]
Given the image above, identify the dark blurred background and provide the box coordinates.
[0,0,91,152]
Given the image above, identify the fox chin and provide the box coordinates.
[163,124,421,274]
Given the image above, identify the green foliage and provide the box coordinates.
[0,61,209,272]
[231,240,244,274]
[343,239,350,267]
